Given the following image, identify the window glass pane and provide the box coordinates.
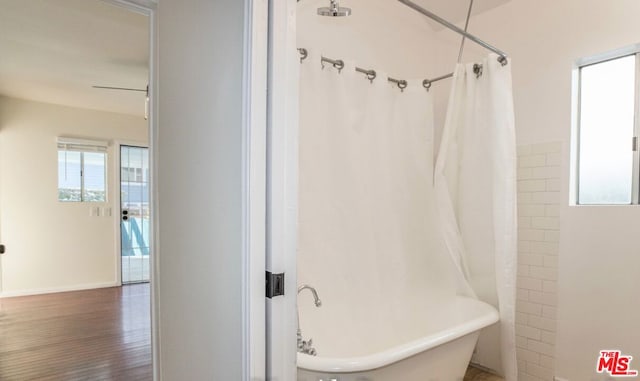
[58,150,82,201]
[142,148,149,182]
[578,55,636,204]
[83,152,107,202]
[121,147,131,181]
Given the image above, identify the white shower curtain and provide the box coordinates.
[298,51,450,350]
[434,54,518,381]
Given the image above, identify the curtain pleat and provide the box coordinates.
[434,54,518,381]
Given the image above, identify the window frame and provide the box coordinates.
[574,44,640,205]
[58,148,108,203]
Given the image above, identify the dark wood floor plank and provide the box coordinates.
[0,284,152,381]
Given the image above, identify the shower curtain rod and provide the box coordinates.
[397,0,509,87]
[397,0,508,61]
[298,49,490,90]
[297,1,508,88]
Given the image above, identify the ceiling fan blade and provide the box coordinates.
[92,85,147,92]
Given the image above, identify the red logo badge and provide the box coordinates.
[597,350,638,377]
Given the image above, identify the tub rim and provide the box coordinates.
[297,296,499,373]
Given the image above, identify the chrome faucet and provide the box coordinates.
[298,284,322,307]
[297,284,322,356]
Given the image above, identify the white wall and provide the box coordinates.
[430,1,640,380]
[156,0,248,379]
[0,96,147,296]
[298,0,439,79]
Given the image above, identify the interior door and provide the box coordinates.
[120,145,150,284]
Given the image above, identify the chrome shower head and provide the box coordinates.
[317,0,351,16]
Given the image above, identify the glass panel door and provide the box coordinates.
[120,145,150,283]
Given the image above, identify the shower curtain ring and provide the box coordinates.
[366,70,376,83]
[397,80,408,92]
[422,79,432,91]
[298,48,308,63]
[473,63,483,78]
[333,59,345,73]
[498,55,508,66]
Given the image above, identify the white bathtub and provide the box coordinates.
[297,296,499,381]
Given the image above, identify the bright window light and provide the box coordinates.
[577,54,637,204]
[58,150,107,202]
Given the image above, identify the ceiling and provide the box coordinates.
[0,0,149,117]
[409,0,512,30]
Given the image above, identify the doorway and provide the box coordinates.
[120,145,151,284]
[0,0,156,378]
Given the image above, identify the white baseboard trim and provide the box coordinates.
[0,281,120,298]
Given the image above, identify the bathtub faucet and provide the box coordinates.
[297,284,322,356]
[298,284,322,307]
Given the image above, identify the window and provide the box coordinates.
[57,139,107,202]
[575,48,640,205]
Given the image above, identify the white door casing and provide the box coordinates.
[266,0,299,380]
[245,0,269,379]
[98,1,159,379]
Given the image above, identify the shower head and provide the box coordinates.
[317,0,351,17]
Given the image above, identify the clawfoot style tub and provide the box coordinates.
[297,296,499,381]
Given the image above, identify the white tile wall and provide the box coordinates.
[516,142,561,381]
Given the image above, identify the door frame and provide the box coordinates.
[266,0,299,379]
[97,1,161,379]
[114,141,150,286]
[101,0,270,380]
[245,0,269,379]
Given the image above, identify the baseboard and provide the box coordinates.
[0,281,119,298]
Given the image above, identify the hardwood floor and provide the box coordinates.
[0,284,151,381]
